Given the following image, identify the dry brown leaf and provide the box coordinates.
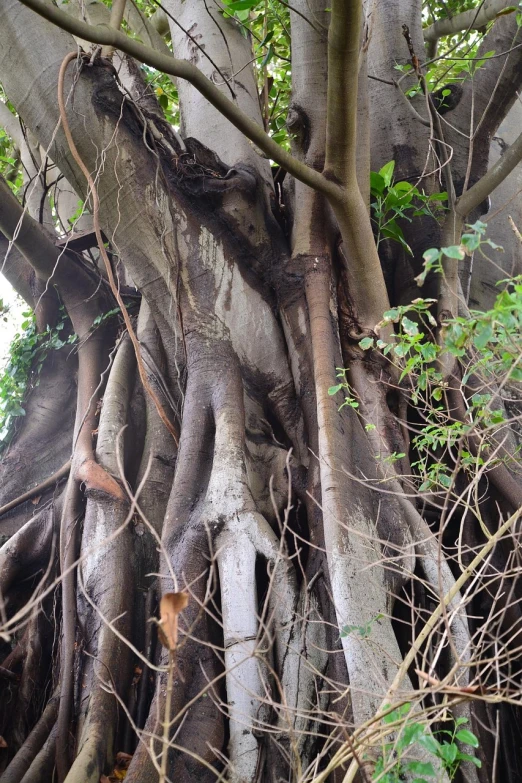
[0,736,7,748]
[159,591,189,651]
[31,494,41,505]
[99,776,110,783]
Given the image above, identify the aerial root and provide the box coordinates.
[62,336,137,783]
[0,690,59,783]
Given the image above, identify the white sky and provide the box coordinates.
[0,275,25,369]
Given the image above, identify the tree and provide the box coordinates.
[0,0,521,781]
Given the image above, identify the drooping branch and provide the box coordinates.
[424,0,516,43]
[0,177,105,335]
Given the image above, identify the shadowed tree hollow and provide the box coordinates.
[0,0,522,781]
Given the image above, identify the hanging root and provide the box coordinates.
[61,337,136,783]
[0,690,59,783]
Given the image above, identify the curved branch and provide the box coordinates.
[0,177,105,337]
[14,0,337,198]
[424,0,516,43]
[456,126,522,217]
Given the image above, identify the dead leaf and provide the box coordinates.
[100,777,111,783]
[31,495,41,505]
[0,736,7,748]
[159,592,189,651]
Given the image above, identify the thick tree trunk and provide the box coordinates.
[1,1,522,782]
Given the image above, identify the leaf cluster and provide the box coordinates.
[0,308,77,452]
[370,160,447,255]
[372,705,480,782]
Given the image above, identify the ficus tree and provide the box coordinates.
[0,0,521,782]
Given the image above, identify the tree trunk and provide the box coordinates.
[1,1,522,782]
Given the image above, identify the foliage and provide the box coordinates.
[372,704,480,782]
[416,219,502,286]
[329,223,522,496]
[221,0,292,145]
[340,613,384,639]
[328,368,359,409]
[0,96,22,194]
[0,309,77,452]
[370,160,447,255]
[135,0,292,147]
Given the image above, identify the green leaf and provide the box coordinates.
[418,733,440,755]
[405,760,436,777]
[394,180,417,193]
[225,0,258,9]
[359,337,374,350]
[420,342,437,361]
[401,316,419,336]
[429,191,448,202]
[473,324,493,349]
[438,742,458,765]
[370,171,385,196]
[383,308,400,322]
[468,219,487,234]
[442,245,465,260]
[423,248,440,265]
[379,160,395,187]
[261,44,274,68]
[401,722,425,746]
[458,753,482,768]
[461,232,481,252]
[328,384,343,396]
[456,729,479,748]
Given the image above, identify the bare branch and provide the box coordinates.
[424,0,516,43]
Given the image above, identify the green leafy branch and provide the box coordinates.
[372,705,480,782]
[370,160,447,255]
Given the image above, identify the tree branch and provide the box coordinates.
[460,10,522,137]
[456,126,522,217]
[14,0,339,199]
[0,461,70,518]
[0,176,107,336]
[0,233,35,306]
[424,0,516,43]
